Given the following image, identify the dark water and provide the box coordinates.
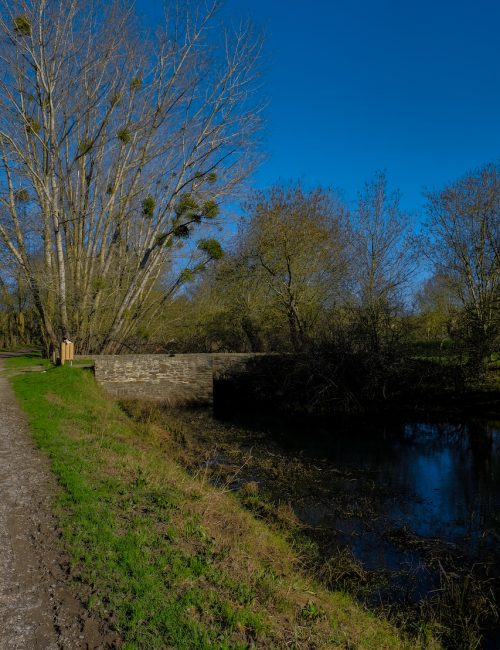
[210,413,500,646]
[273,418,500,564]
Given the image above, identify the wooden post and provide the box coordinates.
[60,339,75,366]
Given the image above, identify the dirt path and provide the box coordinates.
[0,358,119,649]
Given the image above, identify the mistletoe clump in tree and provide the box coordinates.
[0,0,262,354]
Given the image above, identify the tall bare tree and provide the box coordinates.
[0,0,261,353]
[425,162,500,368]
[351,171,416,353]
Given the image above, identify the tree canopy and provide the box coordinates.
[425,162,500,367]
[0,0,262,353]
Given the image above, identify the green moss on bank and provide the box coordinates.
[7,360,435,649]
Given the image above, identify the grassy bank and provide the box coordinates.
[4,358,434,649]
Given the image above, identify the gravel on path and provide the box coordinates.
[0,358,119,649]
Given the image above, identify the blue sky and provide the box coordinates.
[141,0,500,220]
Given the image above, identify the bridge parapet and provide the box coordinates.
[94,353,258,405]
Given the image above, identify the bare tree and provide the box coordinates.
[0,0,262,353]
[425,162,500,369]
[351,171,416,353]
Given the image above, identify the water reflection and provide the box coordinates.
[208,412,500,645]
[393,422,498,553]
[272,418,500,563]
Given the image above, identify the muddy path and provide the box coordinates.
[0,357,119,649]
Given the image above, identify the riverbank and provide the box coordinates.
[120,401,500,650]
[6,358,422,649]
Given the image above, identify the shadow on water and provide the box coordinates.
[210,409,500,648]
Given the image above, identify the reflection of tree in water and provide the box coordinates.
[466,422,500,540]
[403,421,468,449]
[467,421,493,474]
[399,422,500,544]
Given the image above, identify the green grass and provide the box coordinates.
[71,357,96,367]
[3,352,50,369]
[7,358,435,649]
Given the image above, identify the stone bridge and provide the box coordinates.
[94,353,258,406]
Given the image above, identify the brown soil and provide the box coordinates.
[0,357,120,649]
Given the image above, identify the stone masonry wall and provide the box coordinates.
[94,354,256,405]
